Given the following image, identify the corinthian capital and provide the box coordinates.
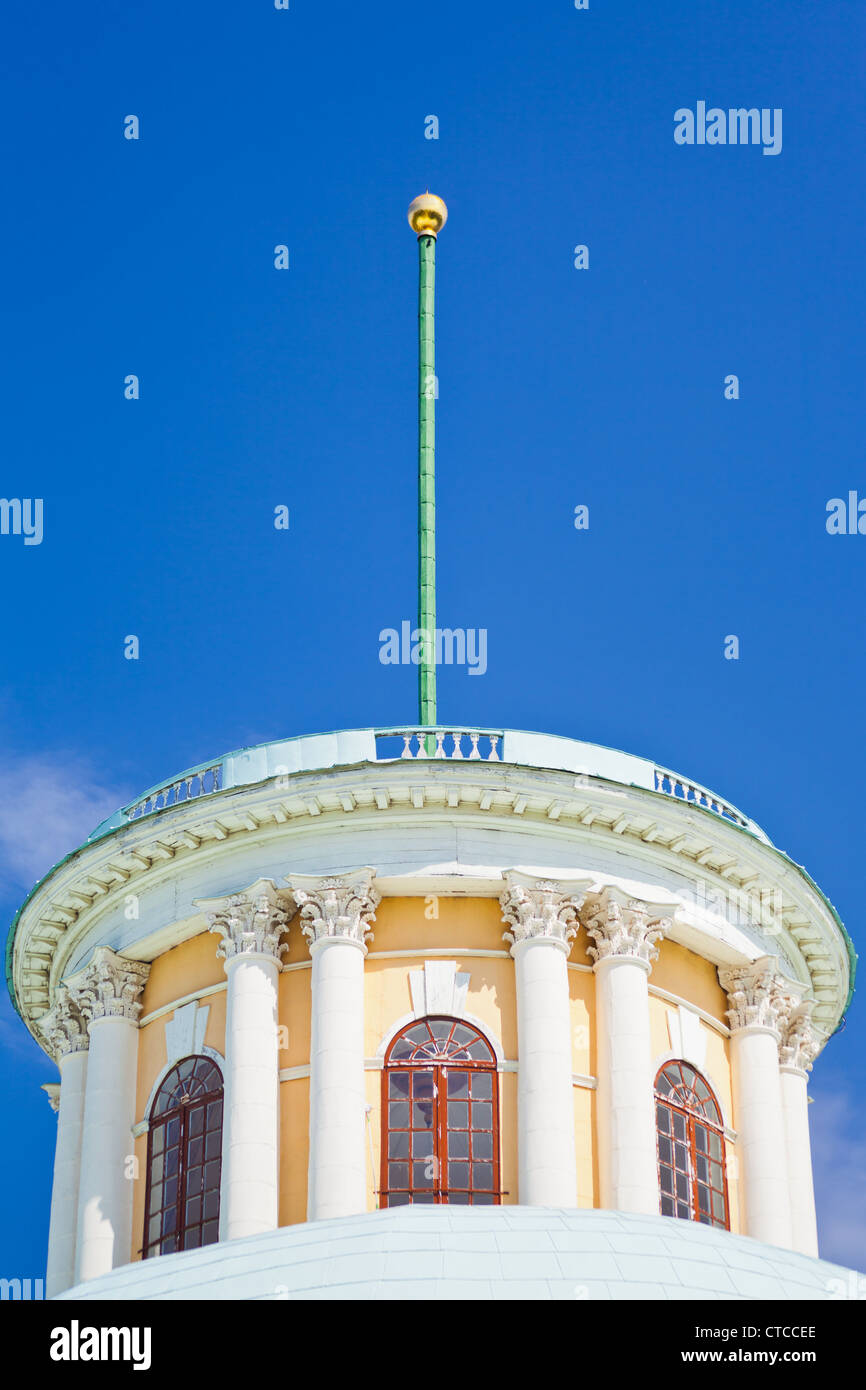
[38,987,90,1059]
[197,879,291,963]
[776,993,821,1073]
[582,886,678,967]
[718,956,787,1034]
[286,869,380,949]
[76,947,150,1024]
[499,871,595,952]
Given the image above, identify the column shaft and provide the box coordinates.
[221,953,281,1239]
[729,1027,792,1247]
[45,1049,88,1296]
[75,1016,139,1282]
[513,938,578,1206]
[307,938,367,1220]
[595,957,659,1213]
[288,870,378,1222]
[780,1067,819,1256]
[585,888,677,1216]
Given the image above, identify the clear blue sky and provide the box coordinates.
[1,0,864,1276]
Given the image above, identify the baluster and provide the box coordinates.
[468,732,481,759]
[212,764,221,791]
[488,735,500,761]
[434,731,446,759]
[450,732,464,759]
[401,734,413,759]
[415,731,429,759]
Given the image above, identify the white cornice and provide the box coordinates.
[10,760,850,1049]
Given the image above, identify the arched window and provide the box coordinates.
[655,1061,729,1229]
[382,1017,500,1207]
[143,1055,223,1258]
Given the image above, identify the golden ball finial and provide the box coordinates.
[408,192,448,238]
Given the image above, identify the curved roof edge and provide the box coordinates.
[6,725,856,1024]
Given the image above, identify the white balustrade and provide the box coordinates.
[393,729,501,761]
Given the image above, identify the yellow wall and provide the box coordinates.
[128,898,738,1255]
[652,938,729,1024]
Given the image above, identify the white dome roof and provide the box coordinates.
[59,1207,862,1301]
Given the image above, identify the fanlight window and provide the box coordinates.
[382,1017,500,1207]
[143,1055,223,1258]
[655,1061,729,1230]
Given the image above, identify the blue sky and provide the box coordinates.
[1,0,864,1275]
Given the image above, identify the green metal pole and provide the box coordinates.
[418,232,437,733]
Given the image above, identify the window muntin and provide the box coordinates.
[382,1017,499,1207]
[143,1055,223,1258]
[655,1061,728,1229]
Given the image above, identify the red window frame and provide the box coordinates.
[654,1060,729,1230]
[142,1055,223,1258]
[381,1016,501,1207]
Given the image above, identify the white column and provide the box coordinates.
[500,872,594,1207]
[778,998,820,1257]
[39,989,89,1296]
[720,957,792,1249]
[288,870,380,1222]
[585,888,679,1214]
[74,949,150,1284]
[199,880,289,1241]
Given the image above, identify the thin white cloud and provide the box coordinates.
[812,1088,866,1273]
[0,750,127,893]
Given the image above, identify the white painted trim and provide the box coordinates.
[280,1058,521,1083]
[651,1048,735,1136]
[138,1044,226,1128]
[128,967,732,1053]
[367,948,511,962]
[16,747,846,1056]
[572,1073,598,1090]
[648,984,730,1037]
[138,982,227,1029]
[374,1010,505,1064]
